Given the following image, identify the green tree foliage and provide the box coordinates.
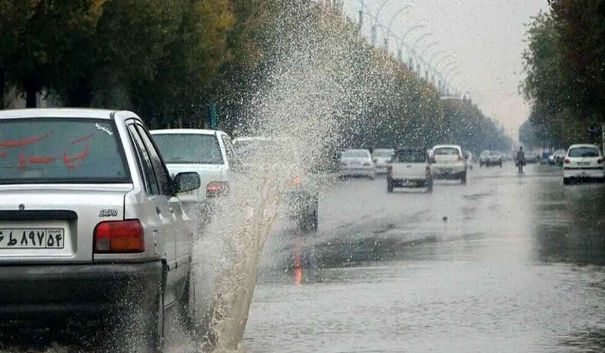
[0,0,510,153]
[522,3,605,147]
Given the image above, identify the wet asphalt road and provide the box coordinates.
[4,161,605,353]
[246,162,605,353]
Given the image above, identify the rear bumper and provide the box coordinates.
[340,167,375,177]
[432,164,466,177]
[0,261,162,323]
[390,177,431,187]
[284,188,315,219]
[564,168,604,179]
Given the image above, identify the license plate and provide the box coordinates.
[443,168,452,173]
[578,162,590,166]
[0,228,65,249]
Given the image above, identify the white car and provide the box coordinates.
[387,147,433,193]
[339,149,376,179]
[232,136,320,232]
[563,144,605,184]
[372,148,394,174]
[429,144,468,183]
[151,129,241,216]
[0,108,202,351]
[479,150,502,167]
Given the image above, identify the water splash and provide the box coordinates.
[187,5,374,353]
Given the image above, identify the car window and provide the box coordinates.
[394,150,426,163]
[342,150,369,158]
[568,147,600,158]
[135,125,172,195]
[152,133,224,164]
[221,135,236,163]
[127,124,160,195]
[0,118,130,184]
[373,150,393,157]
[433,147,459,155]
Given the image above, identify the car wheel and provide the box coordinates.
[310,209,319,231]
[387,178,394,193]
[563,178,570,185]
[460,172,467,184]
[426,178,433,193]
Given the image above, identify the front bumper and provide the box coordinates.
[564,168,605,179]
[0,261,162,324]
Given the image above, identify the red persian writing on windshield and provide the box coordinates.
[0,132,93,171]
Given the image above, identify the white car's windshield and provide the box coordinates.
[342,150,368,158]
[568,147,600,158]
[0,118,129,184]
[434,147,459,155]
[394,150,426,163]
[153,134,224,164]
[373,150,393,157]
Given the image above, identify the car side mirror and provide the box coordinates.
[173,172,201,195]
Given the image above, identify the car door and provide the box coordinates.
[127,123,180,306]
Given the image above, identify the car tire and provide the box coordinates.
[311,209,319,231]
[387,178,394,193]
[460,172,467,184]
[563,177,570,185]
[148,280,165,353]
[426,178,433,193]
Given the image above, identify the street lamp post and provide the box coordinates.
[384,4,411,51]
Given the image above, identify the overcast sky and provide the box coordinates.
[341,0,550,141]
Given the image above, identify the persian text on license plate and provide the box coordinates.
[0,228,65,249]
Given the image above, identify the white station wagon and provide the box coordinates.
[0,108,202,352]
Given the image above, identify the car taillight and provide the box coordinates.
[425,166,431,177]
[94,220,144,253]
[207,181,229,197]
[293,175,302,186]
[564,159,570,164]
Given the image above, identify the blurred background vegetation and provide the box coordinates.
[1,0,512,153]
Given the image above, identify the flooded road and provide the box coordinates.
[246,162,605,353]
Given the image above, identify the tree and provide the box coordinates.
[550,0,605,122]
[0,0,40,107]
[2,0,107,107]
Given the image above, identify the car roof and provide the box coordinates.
[395,147,425,152]
[150,128,225,136]
[0,108,129,120]
[568,144,599,149]
[233,136,292,142]
[433,144,461,149]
